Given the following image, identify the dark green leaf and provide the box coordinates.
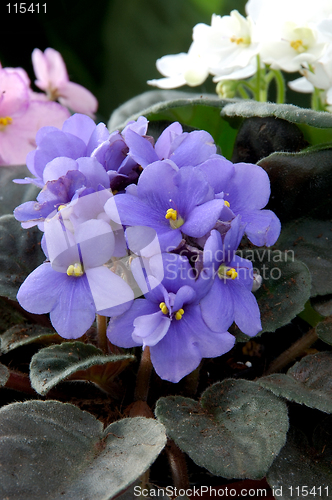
[0,400,166,500]
[317,317,332,346]
[258,147,332,222]
[0,297,26,333]
[267,427,332,497]
[0,165,39,217]
[109,91,239,160]
[274,219,332,297]
[259,352,332,413]
[0,324,60,354]
[312,294,332,317]
[0,363,9,386]
[236,249,311,341]
[30,341,135,395]
[221,100,332,145]
[155,379,288,480]
[0,215,44,300]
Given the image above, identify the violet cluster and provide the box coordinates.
[15,113,281,383]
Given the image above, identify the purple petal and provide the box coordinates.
[107,299,159,347]
[85,266,134,313]
[132,311,171,347]
[76,157,110,190]
[154,122,183,160]
[169,130,217,167]
[61,113,97,144]
[75,219,114,268]
[241,209,281,247]
[43,157,78,183]
[182,199,224,237]
[197,155,234,192]
[226,163,271,212]
[227,280,262,336]
[50,274,96,339]
[200,279,235,332]
[125,129,159,167]
[173,285,196,311]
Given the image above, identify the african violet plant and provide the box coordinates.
[1,1,332,499]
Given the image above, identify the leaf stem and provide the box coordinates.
[271,69,285,104]
[263,328,318,375]
[165,438,190,490]
[134,346,153,402]
[96,314,108,353]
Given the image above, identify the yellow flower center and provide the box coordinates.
[58,204,67,211]
[230,35,251,45]
[165,208,184,229]
[159,302,169,315]
[224,200,230,208]
[159,302,185,320]
[218,265,238,280]
[290,39,307,52]
[0,116,12,131]
[175,308,184,320]
[66,263,84,277]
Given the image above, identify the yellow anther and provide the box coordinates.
[165,208,177,221]
[0,116,12,130]
[66,263,84,277]
[58,204,67,211]
[224,200,230,208]
[290,39,306,52]
[159,302,169,315]
[175,308,184,320]
[226,268,238,280]
[230,36,250,45]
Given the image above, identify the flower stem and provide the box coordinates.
[165,438,190,490]
[271,69,285,104]
[134,346,153,402]
[96,314,108,353]
[263,328,318,375]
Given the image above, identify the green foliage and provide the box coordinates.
[0,400,166,500]
[267,426,332,495]
[0,324,60,353]
[0,363,9,386]
[29,342,135,395]
[155,379,288,480]
[0,215,44,301]
[235,250,311,341]
[317,317,332,346]
[259,352,332,413]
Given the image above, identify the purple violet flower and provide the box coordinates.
[17,217,134,339]
[197,156,281,247]
[124,120,217,169]
[200,217,262,337]
[107,253,235,383]
[104,160,225,252]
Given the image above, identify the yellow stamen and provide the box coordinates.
[165,208,177,221]
[224,200,230,208]
[159,302,169,315]
[226,268,238,280]
[66,263,84,277]
[165,208,184,229]
[218,265,238,280]
[175,308,184,320]
[58,204,67,211]
[230,35,250,45]
[290,39,306,52]
[0,116,12,131]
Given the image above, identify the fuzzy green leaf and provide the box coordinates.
[155,379,288,480]
[0,363,9,386]
[317,317,332,345]
[258,147,332,222]
[0,324,60,353]
[267,426,332,496]
[0,215,44,300]
[236,250,311,341]
[0,400,166,500]
[0,165,39,217]
[30,342,135,395]
[259,352,332,413]
[274,219,332,297]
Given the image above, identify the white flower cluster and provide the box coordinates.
[148,0,332,107]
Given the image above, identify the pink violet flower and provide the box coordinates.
[32,48,98,117]
[0,65,69,166]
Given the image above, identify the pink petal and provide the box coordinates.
[0,100,69,165]
[58,81,98,116]
[32,48,68,90]
[0,68,29,117]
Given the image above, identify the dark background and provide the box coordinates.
[2,0,310,123]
